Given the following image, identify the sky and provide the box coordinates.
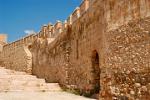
[0,0,82,42]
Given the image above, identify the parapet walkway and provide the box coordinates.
[0,67,95,100]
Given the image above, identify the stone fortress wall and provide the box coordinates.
[0,0,150,99]
[0,34,35,73]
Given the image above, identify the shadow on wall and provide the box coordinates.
[90,50,100,99]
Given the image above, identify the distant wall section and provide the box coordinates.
[0,34,35,73]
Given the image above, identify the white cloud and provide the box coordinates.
[24,30,36,35]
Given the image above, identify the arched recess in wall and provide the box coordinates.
[91,50,100,98]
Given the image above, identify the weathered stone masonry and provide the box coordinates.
[0,0,150,99]
[0,34,35,73]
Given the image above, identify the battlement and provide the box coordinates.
[80,0,90,15]
[3,34,35,50]
[34,0,91,39]
[66,0,90,25]
[2,0,150,50]
[1,0,90,48]
[52,20,63,37]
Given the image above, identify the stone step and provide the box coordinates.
[10,72,27,75]
[46,83,62,91]
[0,85,61,92]
[0,67,4,69]
[0,67,62,92]
[0,89,60,92]
[0,79,45,83]
[0,68,26,75]
[0,79,45,85]
[0,75,37,79]
[0,82,47,87]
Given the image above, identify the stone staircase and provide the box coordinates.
[0,67,62,92]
